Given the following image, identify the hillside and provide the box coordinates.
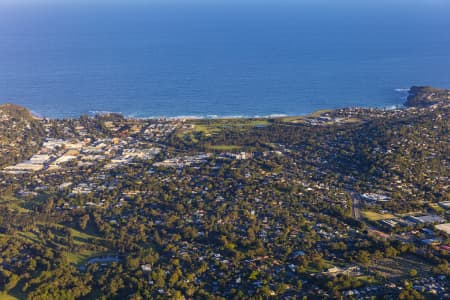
[180,100,449,212]
[0,90,448,299]
[0,104,44,168]
[0,104,35,121]
[405,86,450,107]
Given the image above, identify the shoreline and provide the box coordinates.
[6,88,412,120]
[25,103,406,121]
[4,85,449,121]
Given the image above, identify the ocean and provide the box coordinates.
[0,1,450,118]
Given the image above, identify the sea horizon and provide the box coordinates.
[1,1,450,118]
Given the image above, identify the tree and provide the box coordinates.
[5,274,20,291]
[356,250,370,267]
[78,214,90,230]
[386,246,398,258]
[398,289,424,300]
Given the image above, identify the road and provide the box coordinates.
[350,192,362,220]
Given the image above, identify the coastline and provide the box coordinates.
[29,106,404,121]
[21,100,407,121]
[3,86,449,121]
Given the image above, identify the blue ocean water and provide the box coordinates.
[0,1,450,118]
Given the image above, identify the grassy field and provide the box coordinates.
[0,195,30,214]
[0,293,19,300]
[279,110,362,125]
[177,111,361,142]
[362,210,395,221]
[65,249,102,265]
[206,145,242,151]
[177,118,271,142]
[343,117,363,124]
[279,109,333,123]
[10,222,106,267]
[370,255,433,279]
[69,227,100,243]
[17,231,42,244]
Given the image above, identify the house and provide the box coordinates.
[421,238,442,246]
[435,223,450,235]
[141,264,152,272]
[406,215,445,224]
[438,201,450,209]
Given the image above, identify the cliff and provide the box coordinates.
[405,86,450,107]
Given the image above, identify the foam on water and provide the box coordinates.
[394,88,410,92]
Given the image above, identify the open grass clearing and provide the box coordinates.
[370,255,433,279]
[207,145,242,151]
[362,210,395,221]
[0,195,31,213]
[64,249,102,266]
[0,293,19,300]
[177,118,272,140]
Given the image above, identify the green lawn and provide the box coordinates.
[362,210,395,221]
[177,118,271,141]
[0,293,19,300]
[13,224,106,267]
[279,109,333,123]
[64,249,102,265]
[69,227,99,241]
[0,195,31,214]
[18,231,43,244]
[279,111,362,125]
[35,222,101,243]
[207,145,242,151]
[308,109,333,117]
